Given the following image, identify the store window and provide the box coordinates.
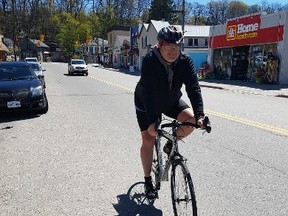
[213,48,232,79]
[249,43,279,84]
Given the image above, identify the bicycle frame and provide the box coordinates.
[151,117,211,216]
[154,120,187,185]
[153,117,211,192]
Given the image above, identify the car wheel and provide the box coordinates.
[85,72,88,76]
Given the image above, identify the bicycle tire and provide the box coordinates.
[151,140,161,192]
[170,160,197,216]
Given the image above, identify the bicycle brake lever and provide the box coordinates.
[204,116,211,133]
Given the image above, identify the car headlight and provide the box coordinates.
[31,86,43,97]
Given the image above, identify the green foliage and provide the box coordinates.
[149,0,177,22]
[52,12,90,58]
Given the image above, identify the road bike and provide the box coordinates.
[150,116,211,216]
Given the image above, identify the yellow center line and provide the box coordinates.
[89,76,134,93]
[89,75,288,137]
[205,109,288,137]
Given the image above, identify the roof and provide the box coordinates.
[143,23,149,30]
[30,39,50,48]
[0,42,9,52]
[149,20,170,32]
[183,25,211,37]
[139,23,149,36]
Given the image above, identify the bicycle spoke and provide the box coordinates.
[171,162,197,216]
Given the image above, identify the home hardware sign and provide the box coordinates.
[209,13,284,49]
[226,14,260,41]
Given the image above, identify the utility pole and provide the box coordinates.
[171,0,185,51]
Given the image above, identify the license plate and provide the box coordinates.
[7,101,21,108]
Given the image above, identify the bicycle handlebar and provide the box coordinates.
[160,116,211,133]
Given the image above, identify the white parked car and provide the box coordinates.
[24,57,40,64]
[68,59,88,76]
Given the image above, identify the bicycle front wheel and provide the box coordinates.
[152,141,161,191]
[170,160,197,216]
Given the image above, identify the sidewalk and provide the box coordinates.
[103,67,288,98]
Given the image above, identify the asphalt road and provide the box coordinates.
[0,62,287,216]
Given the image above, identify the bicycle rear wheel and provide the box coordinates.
[170,160,197,216]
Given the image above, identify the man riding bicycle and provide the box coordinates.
[134,25,206,198]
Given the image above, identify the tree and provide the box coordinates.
[190,2,207,25]
[248,4,261,14]
[51,12,90,58]
[206,1,222,25]
[226,1,248,20]
[149,0,177,22]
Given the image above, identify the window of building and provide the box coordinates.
[188,38,193,46]
[142,36,147,48]
[188,38,200,47]
[89,46,94,54]
[194,39,199,47]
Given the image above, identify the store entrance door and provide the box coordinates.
[231,46,250,80]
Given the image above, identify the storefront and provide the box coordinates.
[209,11,288,84]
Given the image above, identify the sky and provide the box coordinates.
[187,0,288,6]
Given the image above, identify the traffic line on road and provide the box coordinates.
[89,75,134,93]
[88,75,288,137]
[205,109,288,137]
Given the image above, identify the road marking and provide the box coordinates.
[89,75,288,137]
[89,76,134,93]
[205,109,288,137]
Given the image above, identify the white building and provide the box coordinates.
[137,20,210,71]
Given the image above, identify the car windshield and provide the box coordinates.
[29,63,41,71]
[72,60,85,64]
[0,66,34,81]
[25,58,38,62]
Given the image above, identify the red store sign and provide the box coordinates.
[210,14,284,48]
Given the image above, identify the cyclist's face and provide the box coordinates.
[159,42,180,63]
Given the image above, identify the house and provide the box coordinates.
[129,24,142,72]
[0,34,10,61]
[182,25,210,70]
[107,26,130,68]
[87,37,108,64]
[136,20,210,71]
[138,20,170,70]
[107,21,210,72]
[19,38,49,62]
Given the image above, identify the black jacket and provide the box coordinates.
[134,48,204,125]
